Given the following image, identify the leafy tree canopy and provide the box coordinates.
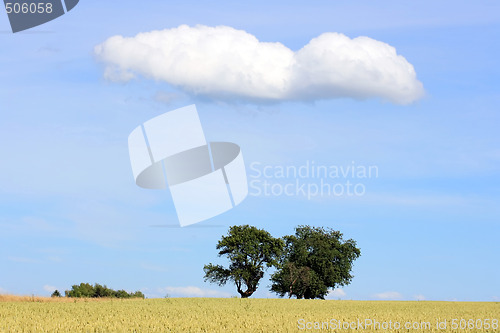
[270,225,361,299]
[204,225,284,298]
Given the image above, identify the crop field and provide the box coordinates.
[0,296,498,332]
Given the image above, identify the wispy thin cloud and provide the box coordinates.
[43,285,58,293]
[7,256,41,264]
[373,291,403,300]
[140,263,169,273]
[159,286,231,298]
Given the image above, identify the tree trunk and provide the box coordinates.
[238,290,254,298]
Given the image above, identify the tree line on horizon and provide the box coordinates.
[204,225,361,299]
[51,283,144,299]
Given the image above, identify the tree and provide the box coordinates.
[51,290,62,297]
[272,262,312,299]
[203,225,284,298]
[131,291,145,299]
[65,282,94,298]
[93,283,114,298]
[270,225,361,299]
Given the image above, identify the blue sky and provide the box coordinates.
[0,0,499,301]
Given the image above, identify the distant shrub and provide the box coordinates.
[131,291,145,299]
[64,283,144,299]
[51,290,62,298]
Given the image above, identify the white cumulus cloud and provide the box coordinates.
[95,25,424,104]
[43,285,58,293]
[160,286,230,298]
[328,288,347,298]
[373,291,403,300]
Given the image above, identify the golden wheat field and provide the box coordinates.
[0,295,498,332]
